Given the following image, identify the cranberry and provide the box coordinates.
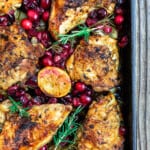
[39,145,48,150]
[118,36,128,48]
[0,15,10,26]
[23,0,39,10]
[103,26,112,34]
[20,95,30,106]
[0,94,4,102]
[53,54,62,63]
[27,29,38,38]
[41,55,53,66]
[21,18,33,30]
[35,88,44,96]
[35,7,44,16]
[42,11,49,22]
[37,31,51,47]
[84,89,93,96]
[63,44,71,51]
[15,90,26,97]
[88,10,98,19]
[27,9,39,21]
[75,82,86,92]
[114,15,124,25]
[7,85,19,95]
[48,97,58,103]
[86,18,97,27]
[97,8,107,19]
[73,97,81,107]
[80,94,92,105]
[60,49,69,58]
[119,126,126,136]
[40,0,51,9]
[44,50,53,58]
[96,24,104,30]
[25,76,37,87]
[32,96,43,105]
[115,7,124,15]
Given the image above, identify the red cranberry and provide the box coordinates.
[23,0,39,10]
[48,97,58,104]
[39,145,48,150]
[119,126,126,136]
[114,15,124,25]
[25,76,37,87]
[35,88,44,96]
[103,26,112,34]
[115,8,124,15]
[0,94,4,102]
[15,90,26,97]
[42,11,49,22]
[0,15,11,26]
[35,7,44,15]
[60,49,69,58]
[21,18,32,30]
[96,24,104,30]
[86,18,97,27]
[97,8,107,19]
[80,94,92,105]
[27,9,39,21]
[41,55,53,66]
[118,36,128,48]
[20,95,30,106]
[63,44,71,51]
[40,0,51,9]
[75,82,86,92]
[53,54,62,63]
[32,96,42,105]
[7,85,19,95]
[88,10,98,19]
[73,97,81,107]
[37,31,51,47]
[44,50,53,58]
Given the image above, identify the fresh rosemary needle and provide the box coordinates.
[53,106,84,150]
[8,96,29,117]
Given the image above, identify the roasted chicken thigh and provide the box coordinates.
[66,35,119,92]
[0,0,22,14]
[0,103,72,150]
[78,93,124,150]
[0,24,44,91]
[48,0,117,39]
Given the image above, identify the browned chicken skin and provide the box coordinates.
[66,35,119,92]
[48,0,117,39]
[0,24,44,91]
[0,0,22,14]
[78,93,124,150]
[0,103,72,150]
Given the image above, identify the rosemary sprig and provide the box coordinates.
[53,106,84,150]
[8,96,29,117]
[57,14,115,45]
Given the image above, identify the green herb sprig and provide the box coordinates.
[57,14,114,45]
[8,96,29,117]
[53,106,84,150]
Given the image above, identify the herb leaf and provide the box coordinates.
[8,96,29,117]
[53,106,84,150]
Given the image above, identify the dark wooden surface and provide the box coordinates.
[135,0,150,150]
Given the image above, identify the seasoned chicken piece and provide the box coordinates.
[0,103,72,150]
[49,0,117,39]
[78,93,124,150]
[0,0,22,14]
[0,24,44,91]
[66,35,119,92]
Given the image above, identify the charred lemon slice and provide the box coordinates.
[38,66,71,97]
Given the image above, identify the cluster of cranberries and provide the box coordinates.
[40,44,74,69]
[20,0,51,47]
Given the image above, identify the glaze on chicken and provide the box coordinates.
[0,103,72,150]
[0,24,44,91]
[0,0,22,14]
[66,35,119,92]
[78,93,124,150]
[48,0,117,39]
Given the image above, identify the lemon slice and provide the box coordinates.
[38,66,71,98]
